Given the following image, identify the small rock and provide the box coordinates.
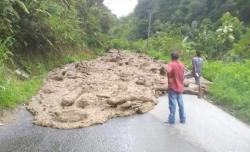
[119,101,132,109]
[136,102,154,114]
[183,88,198,95]
[51,75,64,81]
[160,66,166,76]
[150,67,159,73]
[109,56,121,62]
[77,100,90,108]
[61,97,75,107]
[140,62,150,69]
[61,88,83,107]
[108,49,119,53]
[136,78,146,85]
[43,88,54,94]
[77,94,97,108]
[62,71,67,76]
[15,69,30,80]
[107,99,123,106]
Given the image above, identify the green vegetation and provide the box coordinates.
[203,61,250,122]
[0,76,42,109]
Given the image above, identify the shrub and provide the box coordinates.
[150,32,183,54]
[203,61,250,123]
[109,38,130,50]
[0,76,43,109]
[230,28,250,60]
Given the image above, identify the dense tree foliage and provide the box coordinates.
[0,0,115,60]
[134,0,250,25]
[112,0,250,60]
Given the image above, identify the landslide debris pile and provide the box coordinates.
[27,51,210,129]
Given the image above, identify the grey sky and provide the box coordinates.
[104,0,138,17]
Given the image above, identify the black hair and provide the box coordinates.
[196,50,201,57]
[171,51,179,60]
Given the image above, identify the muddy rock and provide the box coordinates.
[184,77,211,95]
[51,75,64,81]
[55,110,88,123]
[27,51,211,129]
[76,93,97,108]
[136,77,146,85]
[160,66,167,76]
[61,88,83,107]
[136,102,155,114]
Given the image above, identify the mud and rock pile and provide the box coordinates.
[27,50,210,129]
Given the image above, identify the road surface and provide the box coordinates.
[0,95,250,152]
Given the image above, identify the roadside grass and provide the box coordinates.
[0,76,43,109]
[146,50,170,62]
[203,60,250,123]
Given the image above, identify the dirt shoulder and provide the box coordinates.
[0,107,21,126]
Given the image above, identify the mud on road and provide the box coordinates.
[27,50,209,129]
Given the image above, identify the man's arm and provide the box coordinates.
[166,64,172,74]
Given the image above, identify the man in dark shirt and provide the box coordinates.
[166,51,186,124]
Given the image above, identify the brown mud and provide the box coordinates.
[27,50,210,129]
[0,107,21,126]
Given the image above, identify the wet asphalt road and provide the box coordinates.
[0,95,250,152]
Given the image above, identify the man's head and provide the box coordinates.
[196,50,201,57]
[171,51,180,61]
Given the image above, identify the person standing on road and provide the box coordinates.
[166,51,186,124]
[192,51,203,98]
